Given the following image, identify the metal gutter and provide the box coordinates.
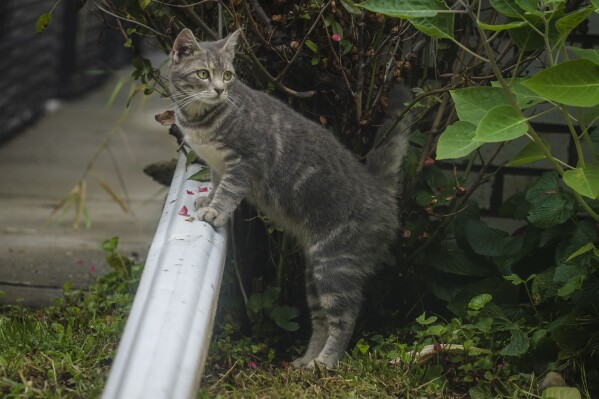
[102,155,227,399]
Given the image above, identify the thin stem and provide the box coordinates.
[276,0,332,83]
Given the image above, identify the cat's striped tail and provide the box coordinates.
[366,83,412,197]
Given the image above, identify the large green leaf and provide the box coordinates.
[506,138,550,166]
[499,328,529,356]
[409,13,454,39]
[463,219,522,257]
[525,172,575,228]
[523,59,599,107]
[555,6,594,44]
[567,46,599,65]
[428,250,493,277]
[562,162,599,198]
[357,0,444,17]
[491,78,545,109]
[436,121,481,160]
[475,105,528,143]
[509,24,545,50]
[450,87,508,125]
[490,0,525,17]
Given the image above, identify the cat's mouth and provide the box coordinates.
[202,92,227,104]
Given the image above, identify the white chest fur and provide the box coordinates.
[184,130,227,176]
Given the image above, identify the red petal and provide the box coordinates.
[198,187,208,193]
[178,205,189,216]
[186,190,194,195]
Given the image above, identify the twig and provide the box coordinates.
[238,31,317,98]
[94,1,168,37]
[275,0,333,83]
[247,0,272,28]
[176,0,219,40]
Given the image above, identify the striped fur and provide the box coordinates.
[169,29,410,368]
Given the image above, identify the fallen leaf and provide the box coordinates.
[185,217,195,222]
[319,115,327,125]
[155,110,175,126]
[178,205,190,216]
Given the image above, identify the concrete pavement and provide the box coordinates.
[0,61,177,306]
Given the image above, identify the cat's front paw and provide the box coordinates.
[196,207,227,227]
[194,195,212,209]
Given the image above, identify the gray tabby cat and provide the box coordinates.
[169,28,410,368]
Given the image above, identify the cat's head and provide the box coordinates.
[169,29,240,106]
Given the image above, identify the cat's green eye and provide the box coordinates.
[223,71,233,81]
[197,69,210,79]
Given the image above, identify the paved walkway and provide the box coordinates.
[0,62,177,306]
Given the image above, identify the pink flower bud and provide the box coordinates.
[332,33,341,42]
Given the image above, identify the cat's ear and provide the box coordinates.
[220,29,241,59]
[171,28,200,63]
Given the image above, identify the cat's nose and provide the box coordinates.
[215,87,224,95]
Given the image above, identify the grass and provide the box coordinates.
[0,257,141,399]
[198,328,541,399]
[0,241,587,399]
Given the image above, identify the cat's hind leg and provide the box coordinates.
[307,253,367,368]
[292,264,329,367]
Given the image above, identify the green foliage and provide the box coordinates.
[0,238,142,398]
[247,286,300,332]
[71,0,599,395]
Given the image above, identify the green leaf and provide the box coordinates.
[416,313,438,325]
[409,12,454,39]
[436,121,481,160]
[499,328,529,356]
[269,306,300,331]
[36,13,52,33]
[479,20,527,31]
[463,219,522,257]
[567,46,599,65]
[490,0,525,17]
[508,79,546,109]
[542,387,582,399]
[506,139,550,166]
[509,25,545,51]
[503,273,524,285]
[428,250,493,277]
[557,274,585,297]
[185,151,198,168]
[188,168,211,182]
[357,0,444,18]
[522,59,599,107]
[475,105,528,143]
[339,0,363,15]
[138,0,151,9]
[450,87,508,125]
[555,6,594,44]
[566,242,596,261]
[525,172,575,228]
[562,162,599,198]
[305,39,318,53]
[468,293,492,310]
